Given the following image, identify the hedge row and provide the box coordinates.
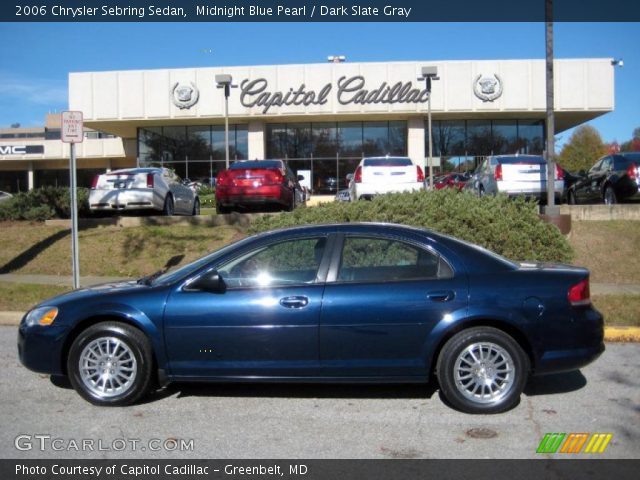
[250,189,573,264]
[0,187,90,221]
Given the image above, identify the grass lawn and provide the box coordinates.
[569,220,640,284]
[0,283,71,311]
[592,294,640,327]
[0,222,244,278]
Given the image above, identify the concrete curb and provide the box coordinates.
[0,311,637,342]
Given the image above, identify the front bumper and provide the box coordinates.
[18,318,69,376]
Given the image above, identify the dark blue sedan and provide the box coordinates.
[18,223,604,413]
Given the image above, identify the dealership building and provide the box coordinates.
[0,58,614,193]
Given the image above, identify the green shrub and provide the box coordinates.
[250,189,573,264]
[197,185,216,197]
[0,187,90,221]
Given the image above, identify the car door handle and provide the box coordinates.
[279,296,309,309]
[426,290,455,302]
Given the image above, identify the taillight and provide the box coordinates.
[555,164,564,180]
[354,166,362,183]
[266,169,284,185]
[146,173,154,189]
[627,162,638,179]
[495,164,503,181]
[568,278,591,306]
[216,171,230,187]
[416,165,425,182]
[91,175,99,189]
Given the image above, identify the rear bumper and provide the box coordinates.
[497,180,563,197]
[216,185,287,206]
[89,189,163,211]
[534,306,605,375]
[353,182,424,200]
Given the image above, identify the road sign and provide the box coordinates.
[61,111,83,143]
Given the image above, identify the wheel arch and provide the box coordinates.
[60,314,160,378]
[427,318,535,383]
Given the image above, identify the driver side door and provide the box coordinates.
[163,235,333,378]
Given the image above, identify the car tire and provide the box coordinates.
[568,190,577,205]
[285,190,295,212]
[604,185,617,205]
[192,198,200,216]
[216,203,231,215]
[163,195,174,216]
[67,322,154,407]
[478,185,485,197]
[436,326,529,414]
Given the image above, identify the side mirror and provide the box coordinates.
[186,270,226,294]
[578,170,587,177]
[346,173,354,181]
[297,175,305,181]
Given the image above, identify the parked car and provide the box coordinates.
[348,156,425,201]
[18,223,603,413]
[215,160,305,214]
[567,153,640,205]
[434,172,469,191]
[89,168,199,216]
[467,155,564,202]
[0,191,13,203]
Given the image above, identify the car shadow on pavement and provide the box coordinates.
[523,370,587,396]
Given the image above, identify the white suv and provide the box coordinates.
[348,156,425,201]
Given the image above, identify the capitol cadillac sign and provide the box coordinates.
[170,74,504,113]
[239,76,434,113]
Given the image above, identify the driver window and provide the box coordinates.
[218,237,327,288]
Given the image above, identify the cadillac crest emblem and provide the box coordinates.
[473,74,503,102]
[171,82,199,109]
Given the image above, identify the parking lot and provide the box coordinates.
[1,326,638,459]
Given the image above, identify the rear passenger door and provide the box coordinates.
[318,235,468,378]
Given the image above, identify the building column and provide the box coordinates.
[407,117,426,168]
[248,121,265,160]
[28,161,34,190]
[106,158,112,172]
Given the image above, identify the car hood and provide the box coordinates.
[32,280,149,308]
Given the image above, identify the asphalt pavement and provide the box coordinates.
[1,326,638,459]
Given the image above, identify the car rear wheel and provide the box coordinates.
[436,326,529,414]
[285,190,295,212]
[604,186,617,205]
[216,203,231,214]
[568,190,577,205]
[192,198,200,216]
[163,195,174,216]
[67,322,154,406]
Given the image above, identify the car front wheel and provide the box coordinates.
[436,326,529,414]
[67,322,154,406]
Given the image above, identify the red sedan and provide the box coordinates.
[434,172,469,191]
[215,160,305,214]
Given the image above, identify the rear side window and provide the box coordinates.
[337,237,453,283]
[363,158,412,167]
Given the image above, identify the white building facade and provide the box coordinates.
[0,59,614,193]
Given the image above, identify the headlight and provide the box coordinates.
[25,306,59,326]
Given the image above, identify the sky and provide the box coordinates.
[0,22,637,150]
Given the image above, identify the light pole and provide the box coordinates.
[419,66,439,189]
[215,74,236,169]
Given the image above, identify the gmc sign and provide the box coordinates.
[0,145,44,155]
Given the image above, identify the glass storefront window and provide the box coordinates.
[433,121,466,157]
[518,120,544,154]
[186,126,212,160]
[0,171,28,193]
[337,122,363,158]
[492,121,519,155]
[312,123,338,158]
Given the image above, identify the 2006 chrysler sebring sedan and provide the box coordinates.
[18,223,604,413]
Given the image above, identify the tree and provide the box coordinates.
[557,125,607,172]
[620,127,640,152]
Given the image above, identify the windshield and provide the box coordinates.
[151,236,254,286]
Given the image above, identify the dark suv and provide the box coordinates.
[568,153,640,204]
